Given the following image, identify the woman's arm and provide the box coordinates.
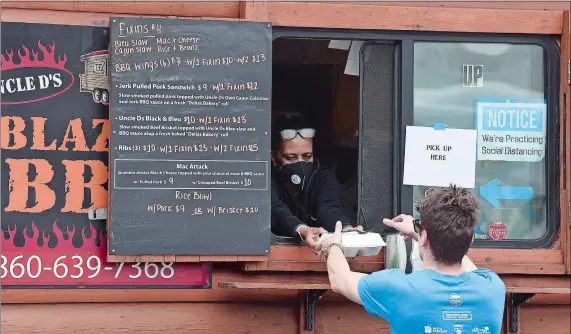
[310,168,354,231]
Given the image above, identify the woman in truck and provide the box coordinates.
[270,111,361,251]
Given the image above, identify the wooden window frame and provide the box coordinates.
[0,2,568,280]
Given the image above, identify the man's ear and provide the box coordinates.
[419,230,429,247]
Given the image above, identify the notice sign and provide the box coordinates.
[476,98,546,162]
[403,125,477,188]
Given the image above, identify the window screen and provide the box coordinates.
[358,42,398,231]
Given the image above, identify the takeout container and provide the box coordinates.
[318,231,387,257]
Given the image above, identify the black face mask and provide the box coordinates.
[276,161,315,189]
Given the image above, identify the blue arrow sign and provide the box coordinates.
[474,223,484,235]
[432,123,448,130]
[479,179,534,208]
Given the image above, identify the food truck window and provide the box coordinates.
[270,37,362,243]
[270,37,397,244]
[408,40,560,248]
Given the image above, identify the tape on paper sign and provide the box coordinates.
[475,98,547,162]
[488,221,507,240]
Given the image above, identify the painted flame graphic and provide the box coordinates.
[2,221,106,252]
[1,40,68,71]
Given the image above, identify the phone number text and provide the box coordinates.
[0,255,175,280]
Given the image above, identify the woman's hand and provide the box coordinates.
[299,226,327,253]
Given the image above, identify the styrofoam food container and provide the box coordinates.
[318,231,387,257]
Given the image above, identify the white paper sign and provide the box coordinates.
[475,98,546,162]
[403,125,477,188]
[344,41,364,76]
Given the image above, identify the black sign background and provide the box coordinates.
[1,22,110,249]
[1,22,211,288]
[108,17,272,256]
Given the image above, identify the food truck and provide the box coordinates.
[79,50,110,105]
[1,1,569,333]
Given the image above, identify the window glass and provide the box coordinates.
[412,42,547,241]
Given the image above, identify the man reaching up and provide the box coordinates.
[318,185,506,334]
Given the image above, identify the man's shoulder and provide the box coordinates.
[358,269,412,305]
[359,269,409,288]
[364,269,444,284]
[470,268,502,280]
[407,269,505,291]
[470,268,506,291]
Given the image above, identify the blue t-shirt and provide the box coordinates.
[357,268,506,334]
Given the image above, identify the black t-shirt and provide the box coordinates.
[270,164,354,237]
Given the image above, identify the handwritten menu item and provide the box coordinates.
[109,17,272,256]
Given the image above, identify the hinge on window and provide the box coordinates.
[567,58,570,85]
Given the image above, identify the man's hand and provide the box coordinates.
[382,214,419,241]
[299,226,327,251]
[316,221,343,261]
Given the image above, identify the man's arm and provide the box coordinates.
[326,244,365,305]
[320,222,408,321]
[310,169,354,232]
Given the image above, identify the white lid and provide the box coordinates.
[318,231,387,248]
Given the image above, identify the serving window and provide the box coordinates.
[270,37,362,242]
[269,37,397,243]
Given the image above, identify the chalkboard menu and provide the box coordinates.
[108,17,272,256]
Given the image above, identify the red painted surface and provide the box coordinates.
[2,221,210,287]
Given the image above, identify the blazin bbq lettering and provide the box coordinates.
[1,116,109,213]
